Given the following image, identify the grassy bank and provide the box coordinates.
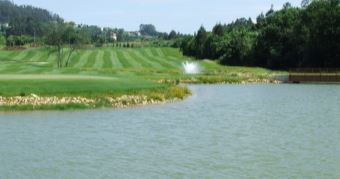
[0,76,191,111]
[0,47,281,111]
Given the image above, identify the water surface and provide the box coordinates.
[0,84,339,178]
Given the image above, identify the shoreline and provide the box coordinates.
[180,79,282,84]
[0,95,183,111]
[0,79,283,111]
[0,95,187,111]
[0,86,191,111]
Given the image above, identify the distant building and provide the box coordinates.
[128,31,141,37]
[111,33,117,41]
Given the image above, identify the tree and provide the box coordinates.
[301,0,311,8]
[194,26,208,58]
[1,0,61,38]
[139,24,158,36]
[180,35,195,57]
[266,4,275,16]
[168,30,177,39]
[6,35,15,47]
[64,25,88,67]
[212,23,224,36]
[5,35,32,47]
[220,30,256,66]
[179,0,340,69]
[45,22,67,68]
[252,4,301,68]
[45,22,86,68]
[299,0,340,67]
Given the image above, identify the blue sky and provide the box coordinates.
[14,0,302,33]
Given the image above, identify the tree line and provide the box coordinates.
[178,0,340,69]
[0,0,179,48]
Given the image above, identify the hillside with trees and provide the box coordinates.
[0,0,61,37]
[179,0,340,69]
[0,0,169,48]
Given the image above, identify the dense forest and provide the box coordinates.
[0,0,61,38]
[179,0,340,69]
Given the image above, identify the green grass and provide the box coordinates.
[0,47,281,110]
[83,50,98,68]
[115,49,133,68]
[0,47,278,75]
[103,50,113,68]
[0,75,164,97]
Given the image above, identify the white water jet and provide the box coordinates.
[182,61,201,74]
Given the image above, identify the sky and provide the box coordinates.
[13,0,302,34]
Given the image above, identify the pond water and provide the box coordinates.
[0,84,339,178]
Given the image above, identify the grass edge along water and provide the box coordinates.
[0,47,281,111]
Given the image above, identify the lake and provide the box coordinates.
[0,84,339,178]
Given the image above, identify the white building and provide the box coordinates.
[111,33,117,41]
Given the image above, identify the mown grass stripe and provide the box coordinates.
[93,50,104,69]
[73,51,91,68]
[0,62,25,73]
[8,51,20,59]
[0,63,14,73]
[28,50,44,61]
[120,49,142,68]
[14,50,30,60]
[127,49,154,68]
[68,51,84,67]
[0,51,19,60]
[0,65,15,74]
[37,50,50,62]
[161,48,184,58]
[109,50,123,68]
[159,48,184,60]
[157,49,186,68]
[143,48,176,69]
[115,49,133,68]
[103,50,113,69]
[83,50,98,68]
[166,55,187,64]
[0,63,10,71]
[45,52,58,68]
[154,48,182,66]
[23,50,37,61]
[44,49,71,68]
[0,47,192,75]
[136,49,166,69]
